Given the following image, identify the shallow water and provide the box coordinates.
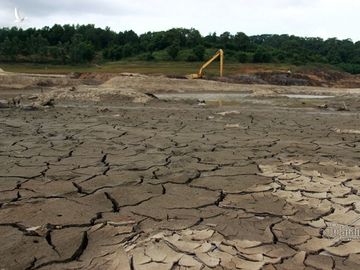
[155,92,335,101]
[155,92,250,101]
[284,94,334,99]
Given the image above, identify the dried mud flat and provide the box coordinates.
[1,74,360,270]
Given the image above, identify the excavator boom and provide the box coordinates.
[190,49,224,79]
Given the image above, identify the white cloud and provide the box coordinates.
[0,0,359,41]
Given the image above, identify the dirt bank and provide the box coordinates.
[102,74,360,96]
[73,67,360,89]
[215,68,360,88]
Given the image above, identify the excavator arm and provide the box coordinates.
[190,49,224,79]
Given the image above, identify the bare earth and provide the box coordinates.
[1,72,360,270]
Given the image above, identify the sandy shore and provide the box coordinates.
[1,73,360,269]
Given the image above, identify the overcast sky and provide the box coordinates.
[1,0,359,41]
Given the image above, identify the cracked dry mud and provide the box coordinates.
[1,93,360,270]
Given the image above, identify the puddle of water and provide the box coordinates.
[155,92,335,101]
[155,93,250,101]
[284,94,335,99]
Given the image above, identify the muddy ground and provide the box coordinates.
[1,72,360,270]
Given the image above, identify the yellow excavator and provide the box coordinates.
[190,49,224,79]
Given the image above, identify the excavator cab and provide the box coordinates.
[190,49,224,79]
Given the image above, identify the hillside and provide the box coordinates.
[1,25,360,74]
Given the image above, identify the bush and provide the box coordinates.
[237,52,249,63]
[338,63,360,74]
[177,49,196,61]
[167,45,180,60]
[193,45,205,61]
[152,50,172,61]
[135,52,155,61]
[122,44,134,58]
[70,41,95,63]
[103,45,123,60]
[253,48,272,63]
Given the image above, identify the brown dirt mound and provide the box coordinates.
[78,72,116,82]
[101,74,248,93]
[0,73,77,89]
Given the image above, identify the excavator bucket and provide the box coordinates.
[188,49,224,79]
[186,74,201,79]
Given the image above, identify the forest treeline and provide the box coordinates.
[1,24,360,73]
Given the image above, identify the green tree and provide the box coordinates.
[69,34,95,63]
[1,37,17,60]
[253,48,272,63]
[103,45,123,60]
[193,45,205,61]
[122,43,134,58]
[167,45,180,60]
[186,29,202,47]
[237,52,249,63]
[234,32,251,51]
